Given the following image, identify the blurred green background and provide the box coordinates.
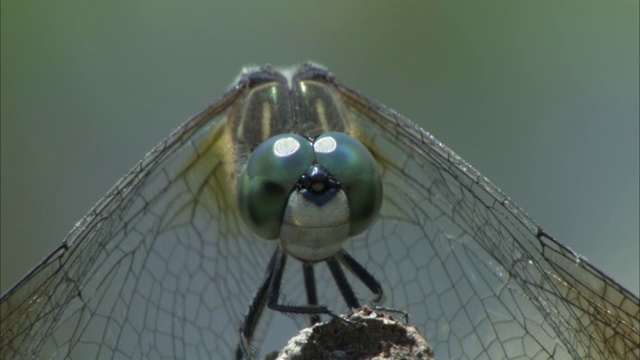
[2,0,638,302]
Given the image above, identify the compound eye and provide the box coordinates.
[237,134,314,239]
[314,132,382,236]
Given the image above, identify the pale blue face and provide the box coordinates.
[1,63,637,360]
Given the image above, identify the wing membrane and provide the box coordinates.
[0,84,275,358]
[1,64,637,360]
[335,78,639,359]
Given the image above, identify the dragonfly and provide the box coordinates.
[1,63,638,360]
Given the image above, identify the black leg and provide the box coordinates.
[335,250,383,303]
[302,263,321,325]
[236,248,278,359]
[267,245,330,315]
[237,247,385,359]
[326,256,360,309]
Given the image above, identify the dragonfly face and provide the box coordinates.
[1,63,638,360]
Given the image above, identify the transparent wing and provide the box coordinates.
[331,82,640,359]
[0,85,279,359]
[1,66,638,360]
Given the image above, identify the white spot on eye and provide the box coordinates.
[273,137,300,157]
[314,136,337,154]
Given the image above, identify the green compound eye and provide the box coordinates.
[238,131,382,240]
[237,134,314,239]
[313,132,382,236]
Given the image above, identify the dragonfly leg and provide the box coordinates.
[302,263,321,326]
[267,245,331,316]
[236,247,278,360]
[335,250,383,303]
[325,256,361,309]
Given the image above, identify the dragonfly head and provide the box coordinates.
[237,132,383,262]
